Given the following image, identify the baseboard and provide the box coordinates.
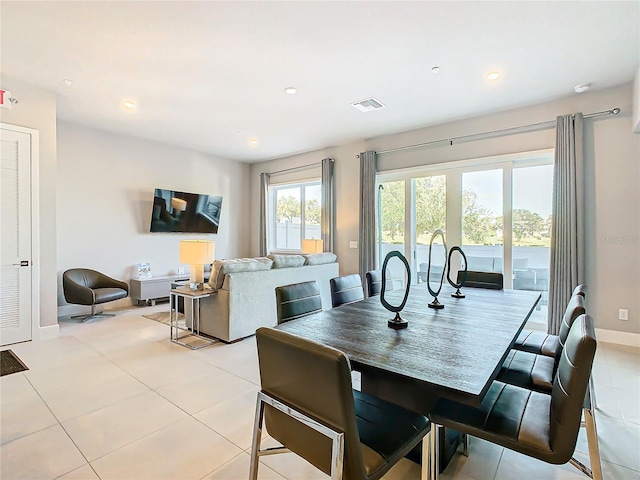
[595,328,640,348]
[37,323,59,340]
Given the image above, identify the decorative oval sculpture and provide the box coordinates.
[427,229,447,309]
[380,251,411,329]
[447,246,468,298]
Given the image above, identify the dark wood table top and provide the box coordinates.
[277,284,541,406]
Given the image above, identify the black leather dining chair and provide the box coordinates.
[330,274,365,308]
[63,268,129,321]
[365,270,394,297]
[429,314,602,480]
[457,270,503,290]
[497,294,586,394]
[250,327,431,480]
[514,284,587,356]
[275,280,322,324]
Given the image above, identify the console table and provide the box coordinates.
[130,275,189,306]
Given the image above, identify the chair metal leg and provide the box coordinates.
[461,433,469,456]
[429,424,440,480]
[70,305,116,322]
[249,391,344,480]
[249,394,265,480]
[588,375,597,410]
[584,407,603,480]
[421,434,430,480]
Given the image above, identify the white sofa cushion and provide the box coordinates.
[268,254,306,268]
[304,252,337,265]
[209,257,273,289]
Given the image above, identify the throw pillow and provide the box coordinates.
[208,257,273,289]
[268,254,306,269]
[303,252,337,265]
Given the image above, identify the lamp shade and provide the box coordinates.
[301,238,323,254]
[180,240,215,265]
[171,197,187,212]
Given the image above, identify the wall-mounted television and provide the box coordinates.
[150,188,223,234]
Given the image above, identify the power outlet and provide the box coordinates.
[349,241,358,249]
[177,266,185,275]
[618,308,629,321]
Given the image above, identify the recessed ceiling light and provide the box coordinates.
[121,99,137,110]
[284,87,297,95]
[574,83,591,93]
[248,138,259,147]
[63,79,73,86]
[486,71,501,81]
[431,66,440,73]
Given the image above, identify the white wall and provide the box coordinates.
[57,122,251,314]
[0,76,58,329]
[250,83,640,335]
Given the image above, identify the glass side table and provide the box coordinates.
[169,287,216,350]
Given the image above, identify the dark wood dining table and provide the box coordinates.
[276,283,541,468]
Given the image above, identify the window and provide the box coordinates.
[376,150,553,323]
[270,181,321,251]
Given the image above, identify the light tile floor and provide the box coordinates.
[1,305,639,480]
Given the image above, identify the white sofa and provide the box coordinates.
[191,254,339,342]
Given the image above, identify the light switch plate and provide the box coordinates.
[349,241,358,249]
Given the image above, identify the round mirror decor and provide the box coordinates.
[447,246,468,298]
[427,229,448,309]
[380,251,411,329]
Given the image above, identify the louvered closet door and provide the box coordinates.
[1,127,32,345]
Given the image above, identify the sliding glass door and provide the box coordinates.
[461,169,503,274]
[376,151,553,322]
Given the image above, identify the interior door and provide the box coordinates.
[1,126,32,345]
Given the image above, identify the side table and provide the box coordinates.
[169,287,216,350]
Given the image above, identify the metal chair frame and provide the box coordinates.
[250,391,345,480]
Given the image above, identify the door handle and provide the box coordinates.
[12,261,29,266]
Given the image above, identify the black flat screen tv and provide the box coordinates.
[150,188,223,234]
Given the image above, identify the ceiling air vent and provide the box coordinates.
[351,97,385,112]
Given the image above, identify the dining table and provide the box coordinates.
[276,283,541,469]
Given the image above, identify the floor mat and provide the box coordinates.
[1,349,29,377]
[143,311,184,326]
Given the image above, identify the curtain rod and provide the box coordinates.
[266,160,323,176]
[371,107,621,156]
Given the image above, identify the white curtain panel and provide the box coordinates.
[359,151,377,285]
[259,172,270,257]
[321,158,336,253]
[548,113,585,335]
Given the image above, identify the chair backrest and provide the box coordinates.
[549,314,597,463]
[557,294,587,362]
[256,327,365,479]
[572,284,587,298]
[63,268,104,289]
[330,274,365,308]
[365,270,383,297]
[457,270,504,290]
[275,281,322,324]
[365,269,393,297]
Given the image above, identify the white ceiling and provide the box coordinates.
[2,1,639,162]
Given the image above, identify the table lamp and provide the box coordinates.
[180,240,215,290]
[301,238,323,254]
[171,197,187,218]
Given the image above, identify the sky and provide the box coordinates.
[463,164,553,217]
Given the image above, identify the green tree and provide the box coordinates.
[305,198,321,225]
[380,181,405,241]
[415,176,446,242]
[512,209,545,241]
[462,190,493,244]
[276,195,301,223]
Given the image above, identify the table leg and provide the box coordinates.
[360,370,461,473]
